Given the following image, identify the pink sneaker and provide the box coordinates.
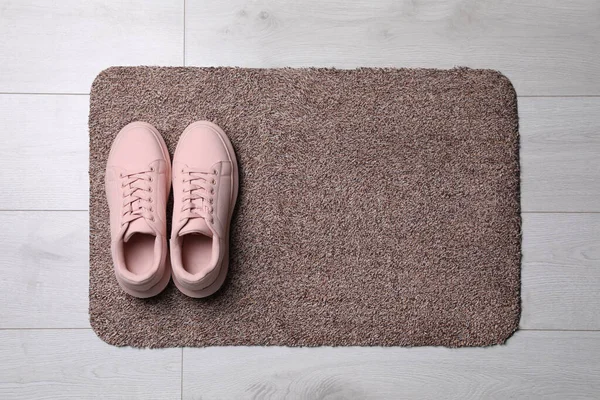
[170,121,239,298]
[105,122,172,298]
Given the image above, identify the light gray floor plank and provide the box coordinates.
[521,213,600,330]
[2,211,597,332]
[0,329,181,400]
[0,212,89,328]
[182,331,600,400]
[0,0,183,94]
[0,95,89,210]
[1,95,598,212]
[185,0,600,96]
[520,97,600,212]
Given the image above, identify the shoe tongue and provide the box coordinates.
[179,218,213,237]
[124,218,154,242]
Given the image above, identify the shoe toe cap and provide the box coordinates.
[177,123,231,167]
[109,123,166,167]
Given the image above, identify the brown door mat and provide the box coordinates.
[89,67,520,348]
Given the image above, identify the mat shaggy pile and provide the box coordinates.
[89,67,520,348]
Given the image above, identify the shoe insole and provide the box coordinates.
[124,233,155,276]
[181,234,213,275]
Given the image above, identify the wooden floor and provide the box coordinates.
[1,1,599,398]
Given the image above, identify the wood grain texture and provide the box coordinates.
[0,0,183,94]
[0,212,89,328]
[2,211,597,331]
[0,330,181,400]
[521,214,600,330]
[0,95,88,210]
[182,331,600,400]
[519,97,600,212]
[1,0,599,397]
[185,0,600,95]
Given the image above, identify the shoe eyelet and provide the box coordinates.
[209,199,213,204]
[149,177,153,182]
[150,217,154,222]
[149,207,153,212]
[211,179,216,185]
[149,198,153,203]
[150,167,155,172]
[210,189,215,194]
[149,187,153,192]
[181,169,185,173]
[213,170,218,175]
[119,173,124,178]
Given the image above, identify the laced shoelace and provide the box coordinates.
[120,167,154,225]
[180,166,217,223]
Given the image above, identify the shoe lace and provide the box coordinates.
[181,166,217,223]
[120,167,155,225]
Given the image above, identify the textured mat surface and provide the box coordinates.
[89,67,520,348]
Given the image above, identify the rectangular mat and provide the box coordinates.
[89,67,520,348]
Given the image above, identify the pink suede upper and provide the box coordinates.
[105,122,171,298]
[170,121,238,297]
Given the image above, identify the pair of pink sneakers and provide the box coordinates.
[105,121,238,298]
